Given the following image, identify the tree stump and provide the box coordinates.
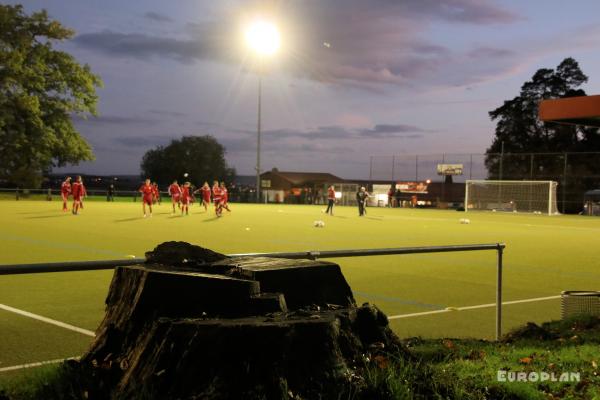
[75,242,405,399]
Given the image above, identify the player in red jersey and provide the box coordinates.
[220,182,231,212]
[139,179,154,218]
[168,180,182,214]
[80,179,87,209]
[151,182,160,205]
[194,181,211,212]
[71,176,86,215]
[60,177,71,211]
[181,182,192,215]
[212,180,223,217]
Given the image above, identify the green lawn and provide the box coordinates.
[1,200,599,378]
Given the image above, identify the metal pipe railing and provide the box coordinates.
[230,243,504,260]
[0,242,506,339]
[0,259,141,275]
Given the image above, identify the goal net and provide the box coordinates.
[465,180,559,215]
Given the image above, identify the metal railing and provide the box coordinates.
[0,243,506,339]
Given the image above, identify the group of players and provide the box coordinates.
[139,179,231,218]
[60,176,231,218]
[60,176,87,215]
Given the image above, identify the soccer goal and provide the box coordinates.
[465,180,559,215]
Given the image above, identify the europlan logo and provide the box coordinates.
[497,370,581,383]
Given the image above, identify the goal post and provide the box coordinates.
[464,180,559,215]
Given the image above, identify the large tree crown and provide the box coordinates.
[140,135,235,185]
[486,57,594,155]
[0,5,102,187]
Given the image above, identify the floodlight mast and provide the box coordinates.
[245,19,280,203]
[256,63,262,203]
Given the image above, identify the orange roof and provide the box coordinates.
[539,94,600,127]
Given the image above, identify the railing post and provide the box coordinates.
[496,244,504,341]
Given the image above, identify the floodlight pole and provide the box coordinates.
[255,63,263,203]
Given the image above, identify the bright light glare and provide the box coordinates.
[245,20,280,56]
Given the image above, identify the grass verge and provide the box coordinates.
[2,315,599,399]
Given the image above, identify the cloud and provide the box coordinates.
[268,124,428,140]
[358,124,430,138]
[143,11,173,23]
[72,114,159,126]
[73,0,521,89]
[73,31,217,63]
[398,0,519,24]
[231,123,429,145]
[220,135,354,155]
[262,126,351,140]
[467,47,515,59]
[219,137,255,153]
[147,109,188,118]
[112,136,173,147]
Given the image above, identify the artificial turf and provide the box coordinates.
[0,199,599,376]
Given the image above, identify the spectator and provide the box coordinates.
[107,184,115,202]
[356,187,370,216]
[388,185,396,207]
[324,185,336,215]
[395,189,402,208]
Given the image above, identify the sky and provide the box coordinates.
[13,0,600,179]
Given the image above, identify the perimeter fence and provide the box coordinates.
[369,152,600,213]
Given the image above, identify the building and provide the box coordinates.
[539,94,600,127]
[259,168,346,204]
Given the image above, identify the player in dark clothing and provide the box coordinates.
[107,184,115,202]
[395,189,402,208]
[356,186,370,216]
[324,185,336,216]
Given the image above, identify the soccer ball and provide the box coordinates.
[459,218,470,224]
[313,220,325,228]
[183,173,189,177]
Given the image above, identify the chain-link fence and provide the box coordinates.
[369,152,600,213]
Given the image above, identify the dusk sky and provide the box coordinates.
[14,0,600,179]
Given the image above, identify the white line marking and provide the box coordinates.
[388,295,561,320]
[0,357,79,373]
[0,303,95,337]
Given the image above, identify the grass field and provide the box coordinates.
[1,199,599,380]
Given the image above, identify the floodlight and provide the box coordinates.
[245,20,280,56]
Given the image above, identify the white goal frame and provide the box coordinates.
[465,180,559,215]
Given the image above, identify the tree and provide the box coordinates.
[141,136,236,186]
[486,58,600,212]
[0,5,102,187]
